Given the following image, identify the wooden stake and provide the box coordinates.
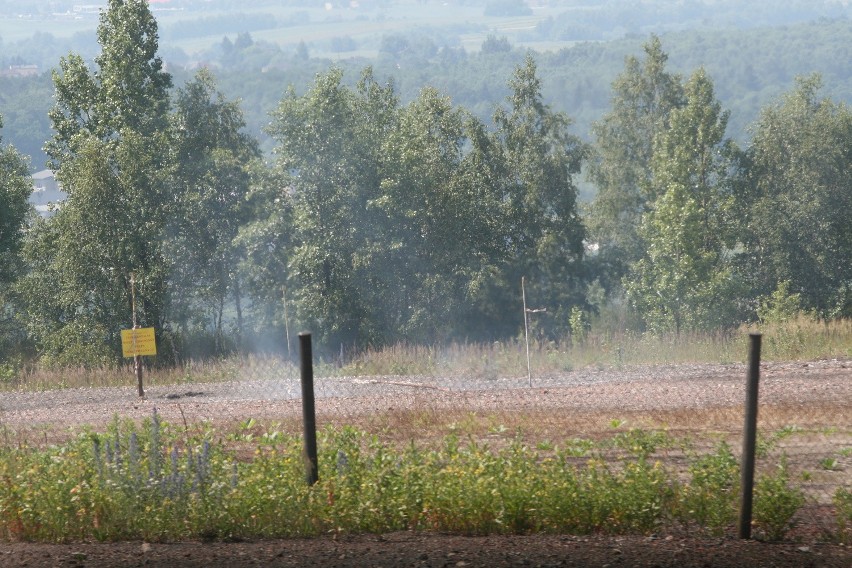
[131,272,144,398]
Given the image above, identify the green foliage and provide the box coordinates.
[756,281,803,324]
[753,458,806,541]
[0,121,31,287]
[0,411,238,541]
[262,67,393,346]
[0,424,816,542]
[679,442,739,533]
[253,57,587,348]
[568,306,588,345]
[3,7,852,361]
[608,429,674,461]
[742,75,852,318]
[835,488,852,544]
[0,118,33,360]
[625,68,743,333]
[21,0,174,365]
[167,68,261,355]
[490,55,587,338]
[0,356,20,385]
[586,36,684,287]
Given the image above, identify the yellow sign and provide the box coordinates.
[121,327,157,357]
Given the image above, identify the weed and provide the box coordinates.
[0,422,833,543]
[560,439,595,458]
[834,488,852,544]
[756,425,803,459]
[752,457,805,541]
[609,429,673,460]
[678,442,739,533]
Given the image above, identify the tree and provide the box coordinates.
[235,165,295,350]
[258,60,586,347]
[371,87,507,342]
[22,0,174,364]
[587,36,685,289]
[265,68,384,348]
[0,117,31,288]
[625,69,742,333]
[168,69,261,355]
[0,116,33,359]
[490,54,587,338]
[742,75,852,317]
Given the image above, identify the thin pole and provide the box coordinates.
[739,333,762,539]
[131,273,144,398]
[299,332,319,486]
[283,287,291,361]
[522,277,532,388]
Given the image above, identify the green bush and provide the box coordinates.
[678,442,739,533]
[752,457,805,541]
[0,423,815,543]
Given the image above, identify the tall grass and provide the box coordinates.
[334,315,852,378]
[3,316,850,390]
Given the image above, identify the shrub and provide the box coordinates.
[752,457,805,541]
[678,442,739,533]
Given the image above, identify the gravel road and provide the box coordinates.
[1,358,849,433]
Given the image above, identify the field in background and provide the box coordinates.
[0,3,569,59]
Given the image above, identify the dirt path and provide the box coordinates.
[1,532,849,567]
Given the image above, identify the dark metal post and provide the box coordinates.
[135,353,144,398]
[739,333,762,539]
[299,332,319,486]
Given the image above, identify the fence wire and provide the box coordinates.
[1,350,849,539]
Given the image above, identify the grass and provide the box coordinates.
[323,315,852,377]
[0,354,292,391]
[0,415,820,543]
[3,315,849,391]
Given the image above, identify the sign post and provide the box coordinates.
[123,273,156,398]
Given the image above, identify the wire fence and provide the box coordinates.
[0,336,850,540]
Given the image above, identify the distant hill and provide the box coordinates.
[1,3,850,171]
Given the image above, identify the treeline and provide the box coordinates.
[1,0,850,369]
[3,18,852,175]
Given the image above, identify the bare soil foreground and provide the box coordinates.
[0,532,849,567]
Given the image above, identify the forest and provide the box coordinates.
[2,2,852,167]
[0,0,851,368]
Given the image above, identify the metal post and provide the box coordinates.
[299,332,319,486]
[739,333,762,539]
[134,354,143,398]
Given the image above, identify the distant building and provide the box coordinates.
[30,170,66,217]
[1,65,39,78]
[72,5,106,16]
